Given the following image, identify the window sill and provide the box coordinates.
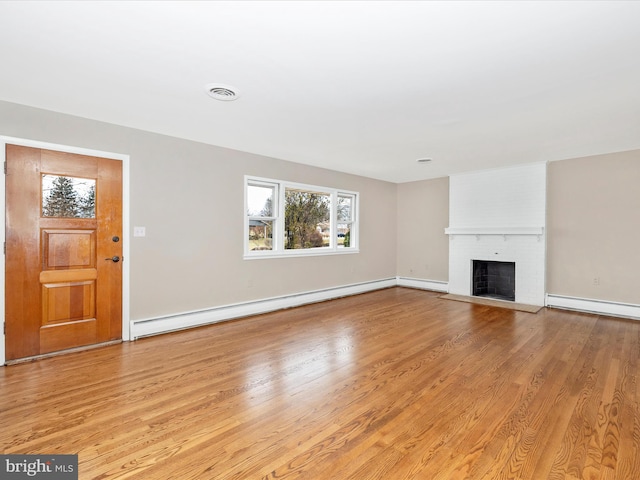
[244,248,360,260]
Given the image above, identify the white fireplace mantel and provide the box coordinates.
[447,163,547,306]
[444,226,544,236]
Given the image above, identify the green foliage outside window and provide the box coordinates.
[284,190,330,249]
[42,175,95,218]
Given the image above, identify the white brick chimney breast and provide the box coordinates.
[445,163,546,306]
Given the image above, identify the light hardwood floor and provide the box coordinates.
[2,287,639,479]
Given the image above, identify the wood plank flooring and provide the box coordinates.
[1,287,639,479]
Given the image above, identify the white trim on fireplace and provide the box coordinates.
[445,226,544,236]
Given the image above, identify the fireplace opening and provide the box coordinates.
[472,260,515,302]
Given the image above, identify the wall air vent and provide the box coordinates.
[206,83,240,101]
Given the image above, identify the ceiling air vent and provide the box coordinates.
[206,83,240,101]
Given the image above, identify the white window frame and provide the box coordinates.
[244,175,359,259]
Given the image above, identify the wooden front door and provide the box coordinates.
[5,145,123,361]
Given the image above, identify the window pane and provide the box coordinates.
[284,188,330,249]
[337,195,352,222]
[247,184,274,216]
[248,220,273,251]
[337,224,352,247]
[42,174,96,218]
[245,177,359,256]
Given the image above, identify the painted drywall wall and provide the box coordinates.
[3,98,638,321]
[0,100,397,320]
[547,149,640,304]
[396,177,449,282]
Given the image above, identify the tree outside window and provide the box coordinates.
[245,176,358,257]
[284,189,330,249]
[42,175,96,218]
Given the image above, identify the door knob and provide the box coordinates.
[105,256,121,263]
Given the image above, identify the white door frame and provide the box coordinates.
[0,136,131,365]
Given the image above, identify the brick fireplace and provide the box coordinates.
[445,163,546,306]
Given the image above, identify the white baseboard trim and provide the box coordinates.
[131,278,397,339]
[546,294,640,320]
[396,277,449,293]
[127,284,640,339]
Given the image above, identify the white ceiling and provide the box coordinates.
[1,1,639,183]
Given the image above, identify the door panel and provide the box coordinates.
[42,280,96,324]
[43,229,97,268]
[40,319,97,355]
[5,144,122,361]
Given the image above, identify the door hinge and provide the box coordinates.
[3,161,6,174]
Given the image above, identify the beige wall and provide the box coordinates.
[396,177,449,282]
[0,101,397,320]
[547,150,640,304]
[2,99,638,322]
[397,154,640,305]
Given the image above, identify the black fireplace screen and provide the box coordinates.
[472,260,515,301]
